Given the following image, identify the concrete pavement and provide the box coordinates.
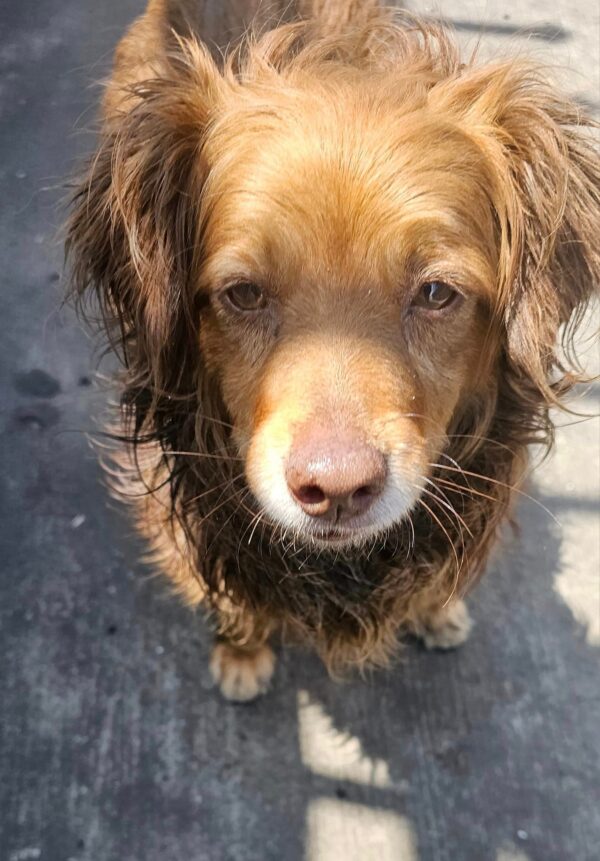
[1,2,598,859]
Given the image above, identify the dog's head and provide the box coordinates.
[69,20,599,554]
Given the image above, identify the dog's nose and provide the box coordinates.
[286,426,386,521]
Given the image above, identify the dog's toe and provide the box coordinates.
[210,642,276,702]
[419,599,472,651]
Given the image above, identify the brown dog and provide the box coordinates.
[68,0,600,701]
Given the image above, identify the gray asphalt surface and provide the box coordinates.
[1,2,599,860]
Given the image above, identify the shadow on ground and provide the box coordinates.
[2,347,599,861]
[1,1,598,860]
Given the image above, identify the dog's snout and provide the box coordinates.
[286,426,386,521]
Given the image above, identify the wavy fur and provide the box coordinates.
[67,2,599,674]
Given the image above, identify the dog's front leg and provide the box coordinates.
[407,596,473,651]
[209,608,276,703]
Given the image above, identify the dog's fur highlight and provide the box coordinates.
[67,0,600,687]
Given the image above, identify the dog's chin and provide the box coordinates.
[263,508,410,555]
[300,523,390,552]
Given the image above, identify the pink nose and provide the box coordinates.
[285,426,386,522]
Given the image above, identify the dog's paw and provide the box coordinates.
[418,599,472,651]
[210,642,276,702]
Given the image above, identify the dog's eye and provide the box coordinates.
[412,281,458,312]
[222,281,266,313]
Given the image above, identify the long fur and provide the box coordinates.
[67,2,600,672]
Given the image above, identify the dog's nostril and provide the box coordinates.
[295,484,326,506]
[353,485,374,500]
[348,483,382,516]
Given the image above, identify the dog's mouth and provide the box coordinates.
[311,528,353,544]
[248,503,387,552]
[300,521,385,550]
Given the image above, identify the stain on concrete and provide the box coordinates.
[12,402,60,430]
[447,18,570,42]
[14,369,61,399]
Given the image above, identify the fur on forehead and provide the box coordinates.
[180,18,599,316]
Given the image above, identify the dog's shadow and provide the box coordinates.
[40,458,596,861]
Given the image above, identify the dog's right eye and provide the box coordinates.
[411,280,460,313]
[222,281,266,313]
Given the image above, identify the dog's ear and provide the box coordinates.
[67,41,222,426]
[432,63,600,400]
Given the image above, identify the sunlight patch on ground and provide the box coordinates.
[297,690,391,787]
[306,799,418,861]
[555,511,600,645]
[496,846,531,861]
[537,308,599,648]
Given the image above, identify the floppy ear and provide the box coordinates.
[433,63,600,400]
[67,41,222,436]
[496,71,599,396]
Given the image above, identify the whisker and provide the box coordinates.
[246,506,268,546]
[196,485,250,528]
[414,492,464,603]
[405,514,415,559]
[430,460,560,525]
[445,432,517,458]
[183,472,245,509]
[206,494,251,558]
[421,487,469,605]
[421,482,474,539]
[432,474,498,504]
[168,448,244,462]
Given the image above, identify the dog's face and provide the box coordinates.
[198,81,499,548]
[69,26,599,556]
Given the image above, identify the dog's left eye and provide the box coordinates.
[222,281,266,313]
[412,281,458,312]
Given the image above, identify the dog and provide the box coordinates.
[67,0,600,701]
